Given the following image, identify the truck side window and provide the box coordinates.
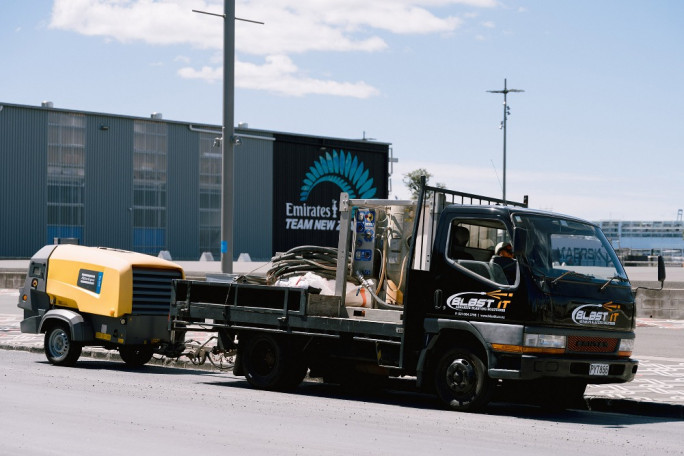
[446,219,516,286]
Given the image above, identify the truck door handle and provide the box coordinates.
[434,289,443,310]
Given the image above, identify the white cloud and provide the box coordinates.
[178,65,222,83]
[49,0,498,96]
[179,55,380,98]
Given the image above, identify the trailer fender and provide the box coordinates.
[416,319,491,389]
[39,309,93,342]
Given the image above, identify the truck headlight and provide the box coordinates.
[491,333,567,355]
[524,333,566,352]
[618,338,634,357]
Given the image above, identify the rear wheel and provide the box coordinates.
[44,324,82,367]
[434,347,493,412]
[243,334,289,390]
[282,357,308,390]
[118,345,154,367]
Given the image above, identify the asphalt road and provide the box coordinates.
[2,349,683,456]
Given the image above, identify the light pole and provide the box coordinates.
[221,0,235,274]
[193,2,262,273]
[487,78,524,205]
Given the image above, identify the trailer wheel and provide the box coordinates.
[243,334,289,390]
[118,345,154,367]
[44,324,82,367]
[434,348,493,412]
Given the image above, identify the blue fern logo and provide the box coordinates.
[300,150,377,201]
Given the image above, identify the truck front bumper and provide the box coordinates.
[490,354,639,383]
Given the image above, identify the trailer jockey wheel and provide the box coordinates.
[243,334,290,390]
[434,347,493,412]
[44,324,82,367]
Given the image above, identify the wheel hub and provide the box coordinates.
[49,330,69,358]
[445,358,475,393]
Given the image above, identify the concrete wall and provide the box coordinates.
[636,288,684,319]
[0,271,26,290]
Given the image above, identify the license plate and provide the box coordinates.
[589,363,609,376]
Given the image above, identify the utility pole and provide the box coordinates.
[193,2,262,274]
[487,78,524,205]
[221,0,235,274]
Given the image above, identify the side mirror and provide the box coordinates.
[657,255,666,288]
[513,227,527,257]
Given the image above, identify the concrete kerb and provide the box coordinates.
[3,341,683,419]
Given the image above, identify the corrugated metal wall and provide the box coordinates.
[85,115,134,250]
[168,123,200,260]
[233,132,274,261]
[0,105,48,257]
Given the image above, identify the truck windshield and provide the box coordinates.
[512,214,628,283]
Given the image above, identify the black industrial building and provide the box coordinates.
[0,102,390,260]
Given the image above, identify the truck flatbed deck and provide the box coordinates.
[171,279,404,344]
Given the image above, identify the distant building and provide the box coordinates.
[0,102,391,260]
[596,220,684,262]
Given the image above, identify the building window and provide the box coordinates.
[47,112,85,244]
[133,121,167,255]
[199,133,221,259]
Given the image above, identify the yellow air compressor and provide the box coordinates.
[18,244,185,367]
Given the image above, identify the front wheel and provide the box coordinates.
[434,348,493,412]
[44,324,82,366]
[118,345,154,367]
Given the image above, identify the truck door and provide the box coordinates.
[430,216,520,322]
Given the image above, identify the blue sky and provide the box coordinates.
[2,0,683,221]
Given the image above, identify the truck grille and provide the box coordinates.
[567,336,618,354]
[132,267,182,315]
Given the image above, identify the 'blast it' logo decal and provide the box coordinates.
[572,302,621,326]
[444,290,513,318]
[300,150,377,201]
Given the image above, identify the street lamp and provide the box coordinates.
[487,78,524,205]
[193,2,262,273]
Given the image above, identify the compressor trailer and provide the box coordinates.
[20,179,654,412]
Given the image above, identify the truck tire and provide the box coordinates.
[434,347,493,412]
[118,345,154,367]
[243,334,289,390]
[44,324,82,367]
[282,357,308,390]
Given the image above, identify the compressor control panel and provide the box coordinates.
[352,208,376,277]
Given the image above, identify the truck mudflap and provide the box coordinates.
[489,355,638,383]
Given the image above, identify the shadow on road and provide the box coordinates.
[30,354,683,424]
[199,375,684,424]
[33,357,228,378]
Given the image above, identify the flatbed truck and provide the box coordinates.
[20,179,657,412]
[168,180,647,411]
